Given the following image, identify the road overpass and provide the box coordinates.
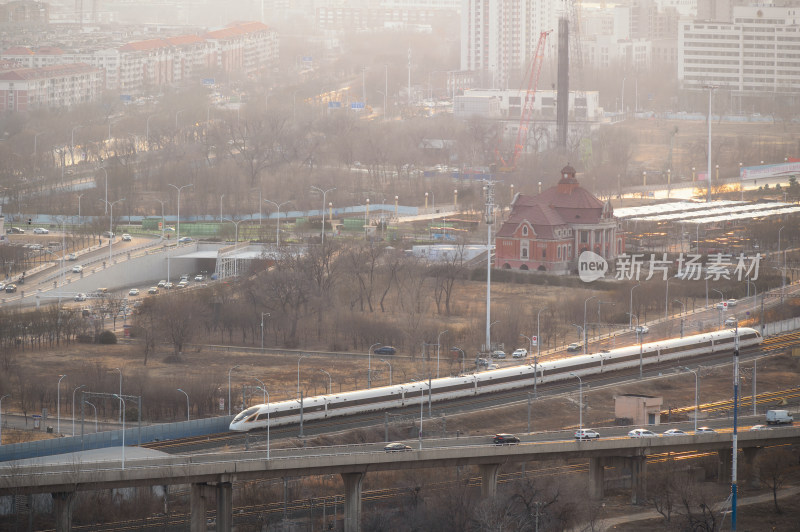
[2,427,798,532]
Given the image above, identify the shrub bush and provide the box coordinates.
[98,330,117,344]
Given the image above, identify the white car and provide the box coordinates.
[33,227,49,234]
[663,428,688,437]
[635,325,649,335]
[726,299,738,307]
[128,288,140,296]
[512,348,528,358]
[74,293,87,302]
[749,424,770,431]
[194,274,204,281]
[695,427,717,435]
[574,429,600,440]
[567,343,581,352]
[628,428,657,438]
[71,265,83,273]
[121,233,132,241]
[66,253,77,261]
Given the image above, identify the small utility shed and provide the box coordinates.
[615,394,663,426]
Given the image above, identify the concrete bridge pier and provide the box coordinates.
[479,463,500,499]
[190,482,232,532]
[589,457,605,499]
[629,456,647,505]
[341,472,364,532]
[52,491,75,532]
[743,447,761,488]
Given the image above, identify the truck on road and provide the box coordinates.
[766,409,793,425]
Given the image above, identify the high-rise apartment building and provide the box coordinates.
[460,0,559,89]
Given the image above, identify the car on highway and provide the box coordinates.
[157,280,167,288]
[493,433,520,444]
[102,231,115,238]
[374,346,397,355]
[74,293,87,302]
[627,428,657,438]
[715,302,726,310]
[749,424,770,431]
[662,428,688,437]
[727,299,738,307]
[635,325,650,335]
[33,227,49,234]
[164,282,174,289]
[476,357,489,367]
[384,442,413,452]
[178,236,193,243]
[71,265,83,273]
[492,350,506,359]
[575,429,600,441]
[121,233,132,241]
[567,343,581,352]
[177,281,188,289]
[148,286,159,294]
[128,288,140,296]
[695,427,717,435]
[5,284,17,293]
[6,227,24,234]
[724,317,738,327]
[194,274,204,281]
[66,253,77,261]
[512,348,528,358]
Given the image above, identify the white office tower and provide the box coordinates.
[460,0,559,89]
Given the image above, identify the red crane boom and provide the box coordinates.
[496,30,551,171]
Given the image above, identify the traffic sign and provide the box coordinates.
[351,102,365,110]
[328,101,342,108]
[531,336,538,346]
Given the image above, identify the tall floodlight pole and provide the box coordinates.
[704,85,718,203]
[99,167,108,214]
[311,186,335,246]
[227,365,240,416]
[436,330,447,379]
[297,355,309,397]
[264,199,292,247]
[484,181,495,353]
[168,183,193,246]
[57,374,67,434]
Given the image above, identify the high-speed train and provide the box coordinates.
[229,327,761,432]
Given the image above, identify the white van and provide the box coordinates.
[766,410,793,425]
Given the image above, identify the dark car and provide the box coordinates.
[374,346,397,355]
[5,284,17,293]
[493,433,520,444]
[6,227,24,234]
[384,442,413,452]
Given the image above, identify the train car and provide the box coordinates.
[230,328,761,432]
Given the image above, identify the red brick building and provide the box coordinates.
[495,165,624,274]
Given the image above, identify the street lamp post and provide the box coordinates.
[227,365,240,416]
[626,313,643,377]
[0,395,8,445]
[318,369,332,394]
[778,226,786,303]
[264,199,292,247]
[168,183,194,246]
[72,384,86,436]
[222,217,243,245]
[57,374,67,434]
[103,198,125,263]
[297,355,309,397]
[436,330,448,379]
[310,186,335,246]
[712,288,725,328]
[451,347,466,374]
[99,167,108,214]
[112,394,126,469]
[704,84,719,203]
[177,389,190,422]
[629,283,640,328]
[155,199,166,240]
[220,194,225,222]
[84,400,97,433]
[260,312,270,352]
[113,367,122,423]
[673,299,685,338]
[681,366,699,432]
[368,343,379,389]
[583,295,598,354]
[380,359,392,386]
[665,277,671,322]
[569,373,583,430]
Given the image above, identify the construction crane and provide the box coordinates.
[495,30,551,172]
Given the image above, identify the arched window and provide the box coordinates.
[522,225,528,236]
